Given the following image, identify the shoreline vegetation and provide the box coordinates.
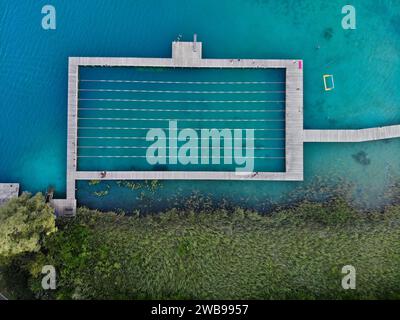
[1,193,400,300]
[79,175,400,215]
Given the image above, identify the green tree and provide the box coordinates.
[0,193,56,262]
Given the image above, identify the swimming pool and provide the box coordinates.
[77,66,286,173]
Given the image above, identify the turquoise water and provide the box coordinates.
[1,0,400,211]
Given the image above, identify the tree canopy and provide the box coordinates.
[0,193,56,261]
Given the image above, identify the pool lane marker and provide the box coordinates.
[79,108,285,113]
[77,155,285,159]
[78,98,285,103]
[78,117,285,122]
[78,127,285,131]
[80,79,285,85]
[78,136,285,141]
[79,89,285,94]
[78,146,285,150]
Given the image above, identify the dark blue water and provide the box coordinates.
[1,0,400,212]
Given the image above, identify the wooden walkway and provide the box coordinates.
[67,61,79,201]
[304,125,400,142]
[75,171,299,181]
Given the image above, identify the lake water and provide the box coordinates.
[1,0,400,212]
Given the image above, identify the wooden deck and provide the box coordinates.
[74,171,301,181]
[62,40,305,215]
[67,60,78,201]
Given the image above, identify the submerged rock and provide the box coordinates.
[352,151,371,166]
[323,27,334,40]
